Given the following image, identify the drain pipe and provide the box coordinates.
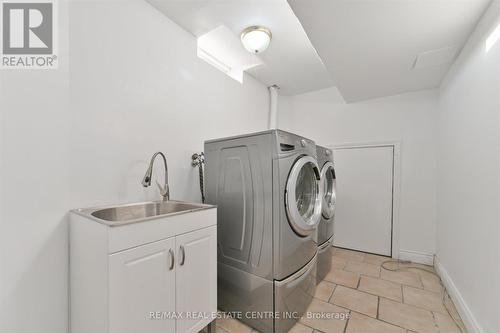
[268,85,280,129]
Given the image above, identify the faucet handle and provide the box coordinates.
[156,181,170,200]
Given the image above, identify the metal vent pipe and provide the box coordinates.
[268,85,280,129]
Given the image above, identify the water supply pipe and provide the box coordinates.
[268,85,280,129]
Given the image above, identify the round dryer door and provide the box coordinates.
[285,156,322,236]
[321,161,337,219]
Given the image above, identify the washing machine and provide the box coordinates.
[204,130,322,333]
[315,145,337,283]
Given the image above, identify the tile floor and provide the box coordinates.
[208,247,466,333]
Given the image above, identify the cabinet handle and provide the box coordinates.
[179,245,185,266]
[168,249,175,270]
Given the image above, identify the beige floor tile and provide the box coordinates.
[345,261,381,278]
[384,260,433,271]
[382,261,405,270]
[408,268,443,294]
[205,326,229,333]
[443,292,466,331]
[314,280,336,302]
[403,286,446,313]
[216,317,253,333]
[378,298,438,333]
[218,327,231,333]
[443,292,460,320]
[299,298,350,333]
[331,256,347,270]
[287,322,313,333]
[332,247,365,262]
[199,325,230,333]
[358,276,403,302]
[364,253,391,266]
[330,285,378,318]
[414,263,435,271]
[346,312,405,333]
[433,312,462,333]
[381,269,423,288]
[324,269,360,288]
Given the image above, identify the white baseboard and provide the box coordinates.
[398,249,434,265]
[434,256,483,333]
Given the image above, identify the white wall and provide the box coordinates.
[0,1,70,332]
[0,1,269,332]
[279,87,438,260]
[68,0,269,207]
[436,1,500,332]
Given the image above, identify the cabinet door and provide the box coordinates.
[109,237,176,333]
[176,226,217,333]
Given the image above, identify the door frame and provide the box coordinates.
[326,141,401,259]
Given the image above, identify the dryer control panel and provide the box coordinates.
[276,130,315,155]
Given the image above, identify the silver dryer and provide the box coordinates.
[205,130,322,333]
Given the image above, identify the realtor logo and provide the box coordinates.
[1,0,58,69]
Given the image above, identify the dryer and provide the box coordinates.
[316,145,337,283]
[205,130,322,333]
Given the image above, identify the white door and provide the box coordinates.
[332,146,394,256]
[176,226,217,333]
[109,237,176,333]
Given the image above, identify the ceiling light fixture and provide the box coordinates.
[241,26,272,54]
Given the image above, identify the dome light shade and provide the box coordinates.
[241,26,272,54]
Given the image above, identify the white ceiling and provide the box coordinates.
[146,0,334,95]
[288,0,492,102]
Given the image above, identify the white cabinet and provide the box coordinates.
[70,205,217,333]
[176,227,217,333]
[109,237,176,333]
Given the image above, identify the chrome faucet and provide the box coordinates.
[142,152,170,201]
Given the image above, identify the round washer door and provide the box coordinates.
[285,156,322,236]
[320,161,337,219]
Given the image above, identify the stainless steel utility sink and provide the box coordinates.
[73,200,215,226]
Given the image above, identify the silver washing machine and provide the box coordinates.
[315,145,337,283]
[205,130,322,333]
